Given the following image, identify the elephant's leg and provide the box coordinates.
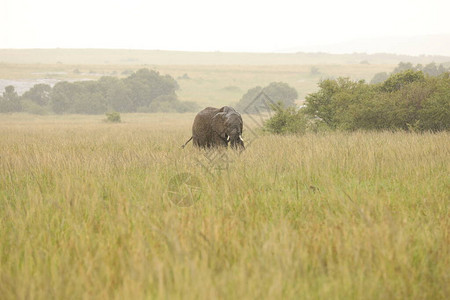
[193,136,208,148]
[211,135,228,148]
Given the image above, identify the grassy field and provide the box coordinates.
[0,114,448,299]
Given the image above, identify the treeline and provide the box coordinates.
[0,69,198,114]
[265,70,450,133]
[371,61,450,84]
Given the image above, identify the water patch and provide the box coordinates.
[0,78,93,95]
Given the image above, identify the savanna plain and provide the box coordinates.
[0,113,448,299]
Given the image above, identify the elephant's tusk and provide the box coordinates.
[239,135,244,142]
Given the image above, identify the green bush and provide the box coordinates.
[105,112,121,123]
[263,102,307,135]
[303,78,373,129]
[303,71,450,132]
[417,75,450,131]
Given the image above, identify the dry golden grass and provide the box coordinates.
[0,114,449,299]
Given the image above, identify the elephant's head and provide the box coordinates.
[212,106,244,149]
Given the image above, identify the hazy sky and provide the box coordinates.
[2,0,450,54]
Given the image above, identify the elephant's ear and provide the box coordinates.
[211,112,227,138]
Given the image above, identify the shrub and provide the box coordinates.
[105,112,121,123]
[263,102,307,135]
[417,75,450,131]
[303,71,450,132]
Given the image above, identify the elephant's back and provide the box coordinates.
[197,107,219,116]
[192,107,218,133]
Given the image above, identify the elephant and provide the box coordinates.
[182,106,244,149]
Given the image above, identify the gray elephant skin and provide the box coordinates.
[184,106,244,149]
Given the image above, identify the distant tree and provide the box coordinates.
[98,76,134,112]
[264,82,298,106]
[423,62,439,77]
[370,72,389,84]
[0,86,22,112]
[437,64,447,75]
[392,62,414,74]
[21,83,51,106]
[235,86,262,113]
[50,82,77,114]
[310,66,320,76]
[123,69,179,110]
[3,85,19,100]
[236,82,298,113]
[69,81,107,114]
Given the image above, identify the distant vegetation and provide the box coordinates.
[104,112,121,123]
[0,69,199,114]
[1,48,449,65]
[2,61,449,134]
[0,62,426,107]
[371,61,450,84]
[236,82,298,113]
[264,70,450,133]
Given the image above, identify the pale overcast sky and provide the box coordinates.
[2,0,450,55]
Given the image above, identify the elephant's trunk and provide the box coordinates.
[230,135,245,149]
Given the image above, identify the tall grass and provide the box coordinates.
[0,114,448,299]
